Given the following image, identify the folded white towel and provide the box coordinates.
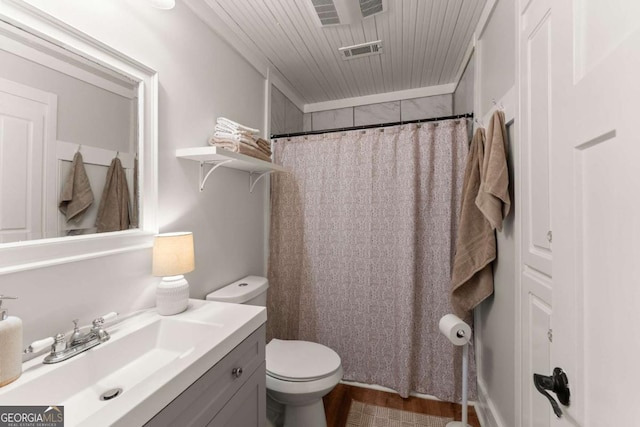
[217,117,260,134]
[214,124,256,138]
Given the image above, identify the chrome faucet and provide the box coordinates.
[25,312,118,364]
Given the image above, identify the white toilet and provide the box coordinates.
[206,276,343,427]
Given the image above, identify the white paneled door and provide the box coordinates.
[550,0,640,426]
[521,0,640,425]
[0,78,53,243]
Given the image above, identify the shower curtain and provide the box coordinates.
[267,120,476,401]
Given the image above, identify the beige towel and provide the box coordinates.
[58,152,94,222]
[95,157,130,233]
[255,138,272,155]
[130,156,139,228]
[209,137,272,163]
[450,128,496,320]
[476,110,511,231]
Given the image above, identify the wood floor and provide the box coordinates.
[323,383,481,427]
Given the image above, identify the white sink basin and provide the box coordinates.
[0,299,266,427]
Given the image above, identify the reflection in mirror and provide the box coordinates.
[0,19,139,243]
[0,1,157,275]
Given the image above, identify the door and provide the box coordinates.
[0,78,49,243]
[520,0,640,425]
[549,1,640,426]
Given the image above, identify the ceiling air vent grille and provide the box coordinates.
[339,40,383,60]
[311,0,341,26]
[359,0,385,18]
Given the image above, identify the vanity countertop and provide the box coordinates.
[0,299,266,426]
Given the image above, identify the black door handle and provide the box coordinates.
[533,367,570,418]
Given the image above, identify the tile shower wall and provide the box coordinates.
[271,85,303,135]
[303,94,453,132]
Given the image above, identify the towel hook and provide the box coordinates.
[492,98,505,111]
[115,151,119,159]
[474,118,484,128]
[76,144,82,153]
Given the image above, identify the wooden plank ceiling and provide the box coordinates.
[206,0,485,104]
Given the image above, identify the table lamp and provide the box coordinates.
[152,232,194,315]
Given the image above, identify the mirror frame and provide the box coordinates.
[0,0,158,275]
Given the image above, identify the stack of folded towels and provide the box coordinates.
[208,117,272,162]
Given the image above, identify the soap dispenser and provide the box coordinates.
[0,296,22,387]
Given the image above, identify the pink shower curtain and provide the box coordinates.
[267,120,475,401]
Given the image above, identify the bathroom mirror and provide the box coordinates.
[0,1,158,274]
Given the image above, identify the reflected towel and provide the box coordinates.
[95,157,130,233]
[58,152,94,222]
[476,110,511,231]
[130,156,139,228]
[450,128,496,320]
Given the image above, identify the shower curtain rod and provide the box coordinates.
[270,112,474,139]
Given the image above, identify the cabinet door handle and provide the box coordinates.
[232,367,243,378]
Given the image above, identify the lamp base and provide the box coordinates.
[156,275,189,315]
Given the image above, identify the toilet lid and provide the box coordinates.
[266,339,341,382]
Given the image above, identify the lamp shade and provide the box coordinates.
[152,232,194,277]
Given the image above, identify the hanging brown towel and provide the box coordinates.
[58,151,94,222]
[95,157,130,233]
[476,110,511,231]
[450,128,496,320]
[129,156,139,228]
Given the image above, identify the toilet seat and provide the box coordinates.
[266,339,341,382]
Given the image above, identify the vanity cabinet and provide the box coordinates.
[145,325,266,427]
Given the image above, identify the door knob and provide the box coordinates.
[533,367,570,418]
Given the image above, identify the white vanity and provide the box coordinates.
[0,300,266,426]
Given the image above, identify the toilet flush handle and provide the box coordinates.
[232,367,243,379]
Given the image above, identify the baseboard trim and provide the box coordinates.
[339,380,477,406]
[475,379,507,427]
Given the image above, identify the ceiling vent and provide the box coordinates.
[307,0,387,27]
[339,40,383,60]
[310,0,341,26]
[359,0,385,18]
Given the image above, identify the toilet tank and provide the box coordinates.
[206,276,268,306]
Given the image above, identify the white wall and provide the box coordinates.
[0,0,268,347]
[473,1,517,426]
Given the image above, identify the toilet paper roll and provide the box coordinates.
[439,314,471,346]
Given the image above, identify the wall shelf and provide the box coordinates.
[176,146,288,192]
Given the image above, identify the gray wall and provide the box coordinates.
[453,54,475,115]
[270,85,303,135]
[479,0,516,115]
[474,1,517,426]
[303,94,453,132]
[0,49,133,153]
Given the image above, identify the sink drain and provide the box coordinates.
[100,388,123,401]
